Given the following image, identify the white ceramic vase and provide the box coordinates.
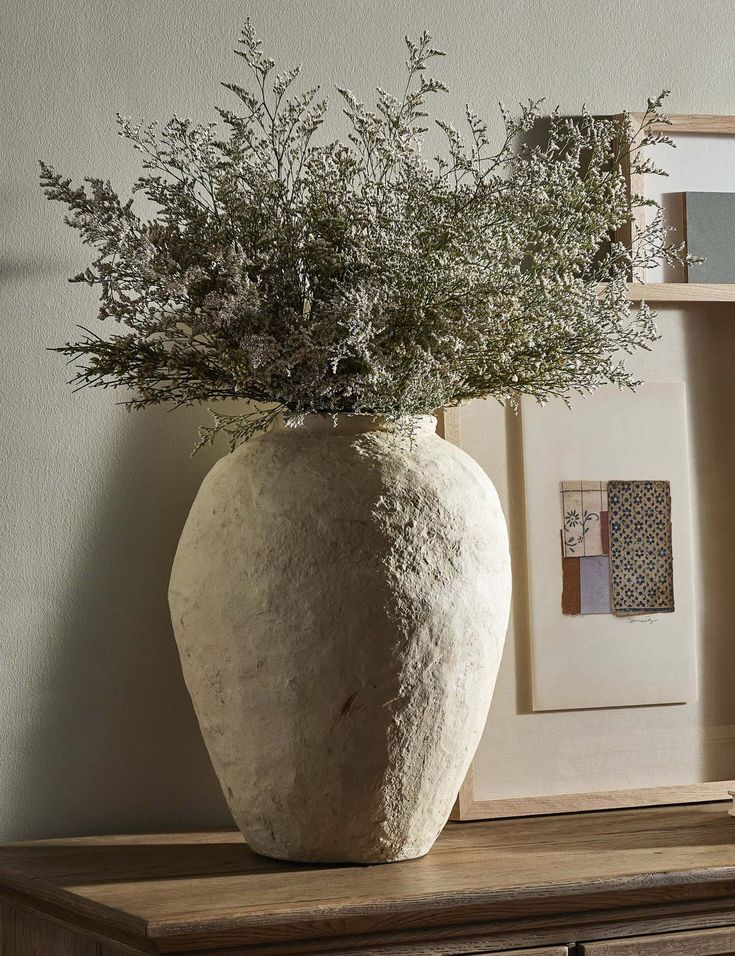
[169,414,511,863]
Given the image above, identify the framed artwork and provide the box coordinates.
[621,113,735,302]
[443,369,735,820]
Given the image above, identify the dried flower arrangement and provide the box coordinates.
[41,23,687,449]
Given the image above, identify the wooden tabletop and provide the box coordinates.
[1,803,735,954]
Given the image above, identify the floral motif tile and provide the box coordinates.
[560,481,608,557]
[607,480,674,616]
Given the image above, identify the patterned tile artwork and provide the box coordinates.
[607,480,675,615]
[560,480,674,617]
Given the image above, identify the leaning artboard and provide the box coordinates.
[447,311,735,819]
[640,125,735,285]
[619,114,735,300]
[522,383,697,712]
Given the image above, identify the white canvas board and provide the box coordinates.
[642,133,735,283]
[522,382,697,711]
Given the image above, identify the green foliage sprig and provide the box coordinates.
[41,22,689,450]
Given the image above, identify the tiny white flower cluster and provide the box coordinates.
[40,22,690,451]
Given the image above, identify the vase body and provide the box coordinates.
[169,414,511,863]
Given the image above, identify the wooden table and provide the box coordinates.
[2,803,735,954]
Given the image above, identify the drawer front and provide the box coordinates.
[579,926,735,955]
[476,949,569,955]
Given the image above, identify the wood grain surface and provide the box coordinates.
[1,904,138,955]
[1,805,735,953]
[485,950,568,956]
[624,283,735,302]
[628,113,735,135]
[12,908,97,954]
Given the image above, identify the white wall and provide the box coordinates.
[2,0,735,839]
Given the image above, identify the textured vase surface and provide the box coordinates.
[169,414,511,863]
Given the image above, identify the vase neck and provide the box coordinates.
[279,414,437,436]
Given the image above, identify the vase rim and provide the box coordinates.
[279,413,438,436]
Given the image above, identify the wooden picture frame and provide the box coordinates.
[452,767,734,821]
[621,113,735,302]
[438,406,735,821]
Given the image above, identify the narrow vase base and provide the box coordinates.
[246,837,434,866]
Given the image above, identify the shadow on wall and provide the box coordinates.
[5,409,233,840]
